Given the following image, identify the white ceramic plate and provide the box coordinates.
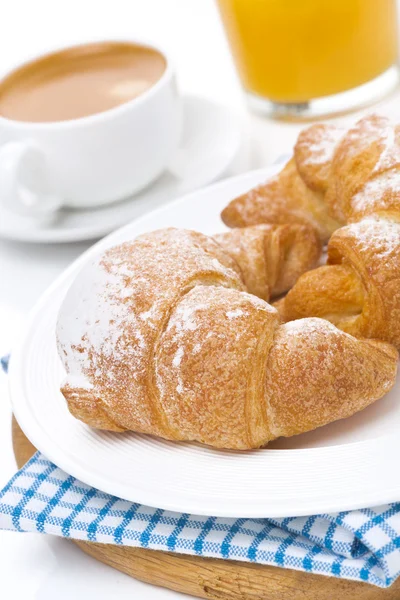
[10,165,400,518]
[0,96,244,243]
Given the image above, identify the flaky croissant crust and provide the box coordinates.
[223,114,400,349]
[57,226,398,450]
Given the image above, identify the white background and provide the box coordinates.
[1,0,400,597]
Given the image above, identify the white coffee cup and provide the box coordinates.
[0,39,182,218]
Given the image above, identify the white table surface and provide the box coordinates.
[1,1,400,597]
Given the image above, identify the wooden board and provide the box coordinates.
[11,417,400,599]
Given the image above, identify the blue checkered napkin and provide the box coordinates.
[1,454,400,588]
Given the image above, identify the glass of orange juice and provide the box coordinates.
[216,0,399,119]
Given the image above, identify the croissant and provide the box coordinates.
[212,223,321,299]
[260,115,400,348]
[221,121,345,243]
[57,227,398,450]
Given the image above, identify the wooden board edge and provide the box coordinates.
[11,416,398,600]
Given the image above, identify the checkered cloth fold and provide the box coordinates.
[1,452,400,588]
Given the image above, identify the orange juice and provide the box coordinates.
[217,0,398,103]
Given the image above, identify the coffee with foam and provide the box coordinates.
[0,41,166,123]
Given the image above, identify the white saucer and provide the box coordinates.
[10,165,400,518]
[0,95,244,243]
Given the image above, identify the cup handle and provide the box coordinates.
[0,140,62,217]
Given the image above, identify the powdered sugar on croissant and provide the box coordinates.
[270,114,400,348]
[57,227,397,449]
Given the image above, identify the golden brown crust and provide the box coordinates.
[57,229,244,441]
[57,114,400,448]
[236,114,400,350]
[265,319,398,439]
[327,218,400,346]
[62,385,126,432]
[221,159,342,243]
[325,114,400,223]
[213,227,272,300]
[213,223,321,300]
[275,218,400,345]
[58,227,398,449]
[294,123,344,193]
[155,286,280,449]
[221,114,400,242]
[274,263,365,330]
